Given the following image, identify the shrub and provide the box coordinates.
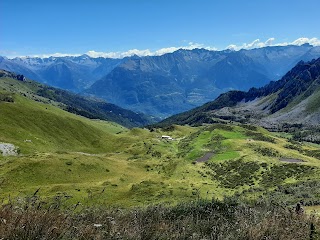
[253,145,280,157]
[0,93,14,102]
[0,196,319,240]
[245,130,275,143]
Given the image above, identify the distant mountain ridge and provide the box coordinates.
[155,57,320,130]
[0,55,122,91]
[86,44,320,117]
[1,44,320,117]
[0,70,152,128]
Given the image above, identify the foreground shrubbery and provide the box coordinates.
[0,196,319,239]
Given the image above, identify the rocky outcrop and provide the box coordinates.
[0,69,26,81]
[0,143,18,156]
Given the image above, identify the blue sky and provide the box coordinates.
[1,0,320,58]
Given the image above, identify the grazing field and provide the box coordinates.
[1,93,320,208]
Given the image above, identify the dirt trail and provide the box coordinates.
[280,158,304,163]
[74,152,100,156]
[196,152,214,163]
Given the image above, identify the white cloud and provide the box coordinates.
[226,44,237,51]
[291,37,320,46]
[86,49,153,58]
[265,37,275,45]
[9,37,320,59]
[77,42,210,59]
[154,46,180,55]
[86,42,216,58]
[227,38,277,50]
[227,37,320,50]
[29,53,81,58]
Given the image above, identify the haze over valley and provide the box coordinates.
[2,43,320,117]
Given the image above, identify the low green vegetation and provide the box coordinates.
[260,180,320,206]
[1,98,320,208]
[0,92,14,102]
[0,95,123,154]
[205,159,262,188]
[1,82,320,238]
[1,197,319,240]
[305,86,320,113]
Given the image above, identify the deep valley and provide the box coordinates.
[1,55,320,240]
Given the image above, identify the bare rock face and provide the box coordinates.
[0,143,18,156]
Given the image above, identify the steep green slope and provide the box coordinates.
[0,94,127,154]
[0,70,153,128]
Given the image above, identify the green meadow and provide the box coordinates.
[1,91,320,208]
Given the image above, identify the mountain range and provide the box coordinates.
[0,55,122,91]
[1,44,320,118]
[156,57,320,142]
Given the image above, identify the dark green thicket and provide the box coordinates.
[239,124,258,131]
[205,159,262,188]
[245,130,276,143]
[292,127,320,144]
[258,180,320,206]
[205,159,316,189]
[304,149,320,159]
[0,93,14,102]
[252,145,280,157]
[260,164,315,187]
[284,141,320,160]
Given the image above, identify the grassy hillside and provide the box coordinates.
[1,77,320,240]
[1,93,320,238]
[0,70,153,128]
[1,98,320,207]
[0,94,126,154]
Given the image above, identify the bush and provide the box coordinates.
[205,159,261,188]
[205,159,316,190]
[0,196,319,239]
[260,164,315,187]
[245,130,275,143]
[253,145,280,157]
[0,93,14,102]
